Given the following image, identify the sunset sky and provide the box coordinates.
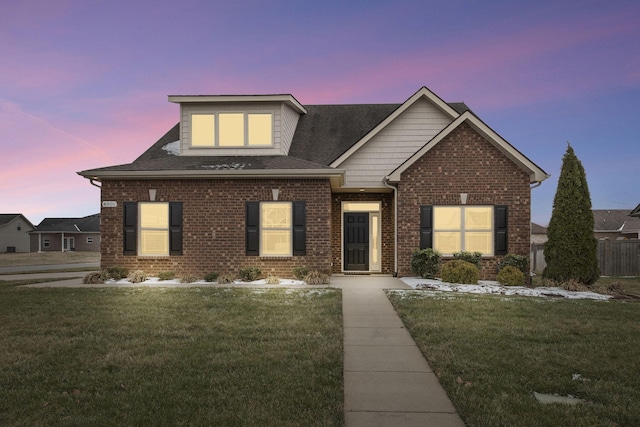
[1,0,638,226]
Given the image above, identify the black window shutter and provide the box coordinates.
[169,202,183,255]
[494,205,508,255]
[292,201,306,256]
[246,202,260,256]
[419,205,433,249]
[123,202,137,255]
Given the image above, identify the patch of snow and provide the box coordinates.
[200,162,249,170]
[533,392,585,405]
[162,140,180,156]
[103,277,308,287]
[400,277,612,300]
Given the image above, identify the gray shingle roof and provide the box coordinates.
[593,209,640,232]
[35,214,100,233]
[80,100,471,176]
[0,214,34,229]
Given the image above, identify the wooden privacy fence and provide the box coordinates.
[531,240,640,276]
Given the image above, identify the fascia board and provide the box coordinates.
[78,168,344,180]
[386,112,549,183]
[168,94,307,115]
[329,86,460,168]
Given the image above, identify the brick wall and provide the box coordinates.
[99,178,333,278]
[396,122,532,279]
[331,192,395,274]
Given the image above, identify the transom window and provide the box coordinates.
[261,202,292,256]
[139,202,169,256]
[191,112,273,147]
[433,206,493,255]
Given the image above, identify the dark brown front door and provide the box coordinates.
[344,213,369,271]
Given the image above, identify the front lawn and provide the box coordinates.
[0,284,343,426]
[387,290,640,427]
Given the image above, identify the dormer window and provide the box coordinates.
[191,112,273,147]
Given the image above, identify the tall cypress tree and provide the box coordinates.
[543,144,600,285]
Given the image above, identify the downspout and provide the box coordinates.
[90,178,102,188]
[530,180,542,189]
[383,177,398,277]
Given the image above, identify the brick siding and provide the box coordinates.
[396,122,532,279]
[100,178,332,278]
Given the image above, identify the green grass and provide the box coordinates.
[0,285,344,426]
[387,290,640,427]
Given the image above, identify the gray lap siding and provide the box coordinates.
[100,178,333,278]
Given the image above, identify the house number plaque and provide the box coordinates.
[102,201,117,208]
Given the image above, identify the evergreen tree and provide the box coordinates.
[543,144,600,285]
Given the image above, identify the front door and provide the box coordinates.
[344,213,369,271]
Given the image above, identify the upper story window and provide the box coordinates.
[191,112,273,148]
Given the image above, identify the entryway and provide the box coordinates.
[342,202,381,272]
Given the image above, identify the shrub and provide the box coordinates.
[292,266,310,280]
[560,279,589,292]
[238,267,261,282]
[204,272,219,282]
[180,275,199,284]
[453,251,482,270]
[127,270,147,283]
[496,266,525,287]
[441,260,478,285]
[304,270,330,285]
[158,271,175,281]
[410,248,441,279]
[265,275,281,285]
[217,274,235,284]
[107,266,128,280]
[83,271,106,284]
[498,254,529,275]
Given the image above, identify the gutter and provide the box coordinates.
[78,168,345,181]
[383,177,398,277]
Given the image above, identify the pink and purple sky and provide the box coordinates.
[1,0,639,226]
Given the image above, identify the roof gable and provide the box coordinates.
[329,87,461,168]
[386,111,549,184]
[35,214,100,233]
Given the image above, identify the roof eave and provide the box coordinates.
[167,94,307,115]
[78,168,344,181]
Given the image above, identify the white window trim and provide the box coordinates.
[190,112,274,148]
[434,206,494,256]
[138,202,170,257]
[259,201,293,257]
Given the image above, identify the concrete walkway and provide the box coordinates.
[332,275,464,427]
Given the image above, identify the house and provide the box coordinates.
[30,214,101,252]
[78,87,548,279]
[530,222,548,244]
[592,209,640,240]
[630,204,640,218]
[0,214,35,253]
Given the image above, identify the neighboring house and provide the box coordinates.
[593,209,640,240]
[531,222,548,244]
[30,214,101,252]
[78,86,548,279]
[0,214,35,253]
[630,204,640,218]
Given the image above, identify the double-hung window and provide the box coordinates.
[420,205,508,256]
[246,201,306,257]
[123,202,183,256]
[191,112,273,147]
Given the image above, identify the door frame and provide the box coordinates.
[341,201,382,273]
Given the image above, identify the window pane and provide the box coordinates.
[140,230,169,255]
[434,231,461,254]
[261,203,291,228]
[219,113,244,146]
[248,114,272,146]
[191,114,215,147]
[466,232,492,254]
[465,207,492,230]
[140,203,168,228]
[261,230,291,256]
[434,207,461,230]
